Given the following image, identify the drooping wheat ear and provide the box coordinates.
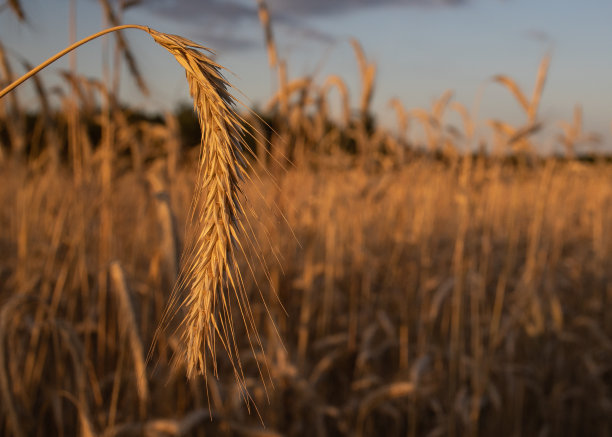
[492,52,551,124]
[0,25,255,383]
[146,29,253,380]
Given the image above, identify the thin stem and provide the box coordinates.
[0,24,149,99]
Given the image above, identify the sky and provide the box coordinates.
[1,0,611,151]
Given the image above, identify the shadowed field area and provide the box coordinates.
[1,154,611,436]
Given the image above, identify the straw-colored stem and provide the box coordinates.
[0,24,148,100]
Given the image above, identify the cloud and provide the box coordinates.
[143,0,467,21]
[131,0,258,50]
[266,0,468,16]
[135,0,466,50]
[139,0,336,49]
[144,0,255,24]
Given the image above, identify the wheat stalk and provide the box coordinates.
[321,75,351,127]
[6,0,26,21]
[350,38,376,122]
[492,52,551,124]
[0,25,255,383]
[98,0,149,95]
[389,98,409,140]
[109,261,149,413]
[256,0,277,69]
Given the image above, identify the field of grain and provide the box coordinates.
[0,1,611,436]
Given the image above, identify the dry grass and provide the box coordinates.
[1,155,610,436]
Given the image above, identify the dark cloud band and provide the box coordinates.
[138,0,467,50]
[267,0,467,16]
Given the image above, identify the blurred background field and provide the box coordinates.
[0,1,611,436]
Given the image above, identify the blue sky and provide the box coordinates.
[1,0,611,151]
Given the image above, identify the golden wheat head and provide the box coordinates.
[147,29,253,381]
[0,23,257,385]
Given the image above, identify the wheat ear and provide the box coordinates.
[146,29,252,380]
[0,25,254,382]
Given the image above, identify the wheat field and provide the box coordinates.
[0,1,611,436]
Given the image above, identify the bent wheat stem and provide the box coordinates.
[0,25,149,100]
[0,25,254,383]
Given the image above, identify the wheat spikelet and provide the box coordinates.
[493,52,551,125]
[321,75,351,127]
[492,74,529,113]
[432,89,453,121]
[265,76,312,113]
[389,98,408,138]
[256,0,277,69]
[7,0,26,21]
[558,104,601,157]
[0,41,26,158]
[350,38,376,121]
[146,29,254,381]
[450,101,474,143]
[528,52,551,122]
[0,42,22,115]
